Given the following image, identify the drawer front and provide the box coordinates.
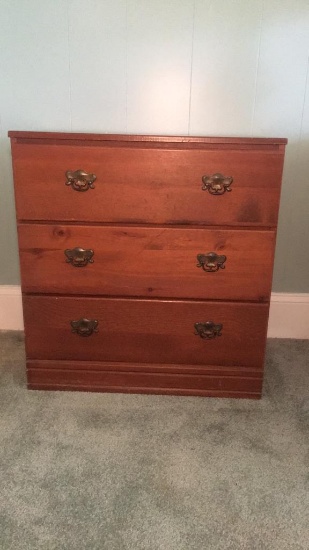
[23,296,269,368]
[19,224,275,301]
[12,143,283,226]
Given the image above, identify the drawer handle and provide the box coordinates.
[65,169,97,192]
[202,173,233,195]
[197,252,226,272]
[70,318,98,337]
[65,247,94,267]
[194,321,222,339]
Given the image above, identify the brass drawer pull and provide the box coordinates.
[197,252,226,272]
[70,318,98,337]
[194,321,222,339]
[65,169,96,192]
[65,247,94,267]
[202,173,233,195]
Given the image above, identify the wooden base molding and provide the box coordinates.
[27,360,263,399]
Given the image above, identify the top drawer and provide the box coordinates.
[10,135,286,227]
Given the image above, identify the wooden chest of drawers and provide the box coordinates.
[9,132,287,398]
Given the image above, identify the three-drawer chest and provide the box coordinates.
[9,131,287,398]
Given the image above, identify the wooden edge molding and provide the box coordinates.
[27,383,262,399]
[8,130,288,147]
[27,359,263,377]
[27,364,263,399]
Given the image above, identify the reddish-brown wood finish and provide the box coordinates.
[23,296,269,368]
[27,359,263,376]
[8,130,288,146]
[10,131,287,398]
[27,364,263,398]
[18,224,275,301]
[27,359,263,396]
[11,143,284,227]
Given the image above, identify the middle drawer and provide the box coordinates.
[19,224,275,301]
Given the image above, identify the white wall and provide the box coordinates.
[0,0,309,291]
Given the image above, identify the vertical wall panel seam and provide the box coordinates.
[0,54,2,138]
[67,0,73,131]
[188,0,196,136]
[286,53,309,284]
[250,0,264,136]
[298,54,309,143]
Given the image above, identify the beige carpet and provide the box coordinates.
[0,331,308,549]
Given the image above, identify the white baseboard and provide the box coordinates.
[0,286,308,339]
[0,285,24,331]
[268,292,309,339]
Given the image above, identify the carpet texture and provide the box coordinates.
[0,332,308,550]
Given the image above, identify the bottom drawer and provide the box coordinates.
[23,296,269,368]
[27,360,263,398]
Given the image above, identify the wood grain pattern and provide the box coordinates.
[28,359,263,376]
[10,132,286,397]
[18,224,275,301]
[12,142,284,226]
[23,296,269,368]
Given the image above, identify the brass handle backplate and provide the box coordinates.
[194,321,223,339]
[65,247,94,267]
[197,252,226,272]
[202,173,233,195]
[70,318,98,337]
[65,170,96,192]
